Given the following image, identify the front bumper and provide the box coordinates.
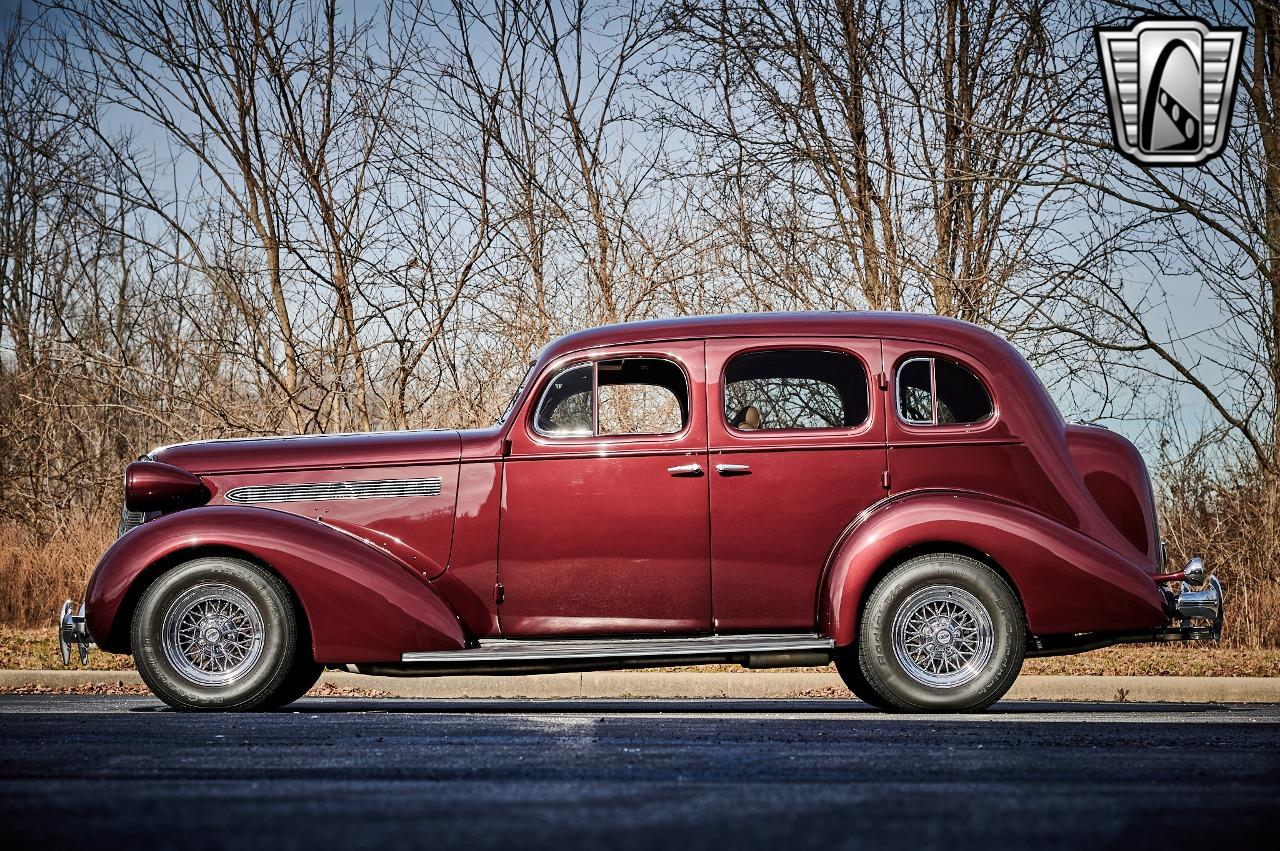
[58,600,92,665]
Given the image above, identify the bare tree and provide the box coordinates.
[1026,1,1279,472]
[660,0,1082,322]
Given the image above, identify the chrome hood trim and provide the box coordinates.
[225,477,443,504]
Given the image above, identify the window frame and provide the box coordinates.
[531,361,596,438]
[528,356,692,442]
[893,353,996,429]
[720,345,873,436]
[896,356,936,425]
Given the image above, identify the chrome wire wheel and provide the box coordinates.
[890,584,995,689]
[161,583,265,687]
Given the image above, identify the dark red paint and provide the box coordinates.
[86,506,465,663]
[124,461,210,513]
[86,312,1177,663]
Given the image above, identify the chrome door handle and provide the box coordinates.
[715,463,751,476]
[667,463,704,477]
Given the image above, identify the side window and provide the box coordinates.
[534,363,594,436]
[597,359,686,435]
[724,349,869,431]
[533,358,688,438]
[898,358,933,423]
[896,356,993,426]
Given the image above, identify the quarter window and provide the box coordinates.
[533,363,594,436]
[896,356,993,425]
[724,349,869,431]
[533,358,688,438]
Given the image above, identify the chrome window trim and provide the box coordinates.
[531,357,691,440]
[224,477,443,504]
[895,356,936,425]
[894,355,995,427]
[721,346,873,433]
[531,362,595,439]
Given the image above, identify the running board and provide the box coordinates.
[402,633,833,664]
[360,633,835,677]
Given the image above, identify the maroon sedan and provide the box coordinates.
[60,313,1222,711]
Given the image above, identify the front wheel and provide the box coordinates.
[841,553,1026,712]
[131,556,309,711]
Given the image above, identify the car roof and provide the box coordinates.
[541,311,1007,361]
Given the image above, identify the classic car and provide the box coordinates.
[59,312,1223,712]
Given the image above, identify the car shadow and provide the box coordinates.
[192,697,1235,716]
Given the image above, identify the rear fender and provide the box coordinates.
[818,491,1169,647]
[85,506,467,663]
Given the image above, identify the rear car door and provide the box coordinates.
[881,340,1074,518]
[498,342,711,636]
[706,338,887,630]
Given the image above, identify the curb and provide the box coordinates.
[3,670,1278,703]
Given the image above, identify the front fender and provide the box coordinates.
[85,506,467,663]
[819,491,1169,647]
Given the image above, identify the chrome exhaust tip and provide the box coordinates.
[58,600,91,666]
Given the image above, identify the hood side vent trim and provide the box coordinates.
[225,477,443,504]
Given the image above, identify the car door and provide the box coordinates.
[881,340,1076,521]
[706,338,887,630]
[497,341,711,636]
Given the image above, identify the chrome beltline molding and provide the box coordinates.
[401,633,834,663]
[225,477,443,504]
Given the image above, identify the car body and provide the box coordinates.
[60,312,1223,711]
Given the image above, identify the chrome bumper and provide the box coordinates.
[1168,564,1224,642]
[58,600,91,665]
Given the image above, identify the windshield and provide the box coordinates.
[496,362,537,426]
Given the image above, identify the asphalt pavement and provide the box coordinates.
[1,696,1277,850]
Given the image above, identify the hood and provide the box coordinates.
[150,429,462,475]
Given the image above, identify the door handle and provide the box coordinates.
[715,463,752,476]
[667,463,704,477]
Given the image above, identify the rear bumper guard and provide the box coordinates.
[1170,572,1224,641]
[58,600,92,665]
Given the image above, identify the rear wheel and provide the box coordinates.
[131,556,307,711]
[839,553,1025,712]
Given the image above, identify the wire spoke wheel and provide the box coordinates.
[890,584,995,689]
[161,583,265,687]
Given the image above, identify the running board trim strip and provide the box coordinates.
[401,633,834,664]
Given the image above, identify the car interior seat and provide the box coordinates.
[732,405,761,430]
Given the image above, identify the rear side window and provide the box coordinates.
[896,356,993,425]
[724,349,869,431]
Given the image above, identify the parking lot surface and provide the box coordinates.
[2,696,1276,849]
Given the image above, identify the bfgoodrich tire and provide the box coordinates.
[833,652,895,710]
[131,556,309,711]
[846,554,1025,712]
[261,656,324,709]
